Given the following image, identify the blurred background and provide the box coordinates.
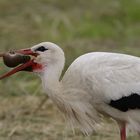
[0,0,139,139]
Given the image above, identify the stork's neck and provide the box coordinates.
[40,61,100,135]
[41,61,64,98]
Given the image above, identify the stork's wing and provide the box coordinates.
[79,53,140,112]
[63,52,140,101]
[94,58,140,100]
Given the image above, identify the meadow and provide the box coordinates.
[0,0,140,139]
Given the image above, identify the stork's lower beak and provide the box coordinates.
[0,48,42,80]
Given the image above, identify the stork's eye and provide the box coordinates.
[35,46,48,52]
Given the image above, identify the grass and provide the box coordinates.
[0,0,139,139]
[0,96,139,140]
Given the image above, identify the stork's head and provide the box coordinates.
[0,42,65,79]
[31,42,65,69]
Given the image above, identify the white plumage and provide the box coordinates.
[6,42,140,140]
[61,52,140,135]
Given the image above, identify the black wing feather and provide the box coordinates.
[109,93,140,112]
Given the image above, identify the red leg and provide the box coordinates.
[120,123,126,140]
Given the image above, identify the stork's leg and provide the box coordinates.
[120,123,126,140]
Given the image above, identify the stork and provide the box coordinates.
[1,42,140,140]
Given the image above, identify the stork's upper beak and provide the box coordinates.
[0,48,42,80]
[16,48,38,57]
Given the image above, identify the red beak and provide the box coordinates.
[16,48,38,56]
[0,48,42,80]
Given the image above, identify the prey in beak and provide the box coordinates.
[0,48,42,79]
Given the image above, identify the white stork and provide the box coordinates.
[1,42,140,140]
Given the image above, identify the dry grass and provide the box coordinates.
[0,96,139,140]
